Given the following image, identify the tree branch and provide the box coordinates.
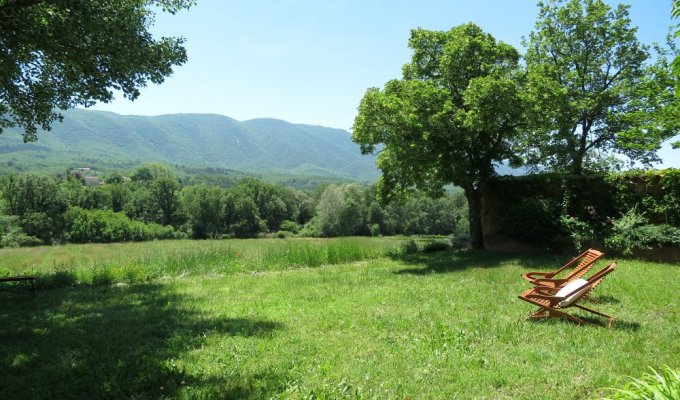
[585,132,612,152]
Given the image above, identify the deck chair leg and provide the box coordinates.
[530,308,563,319]
[561,312,589,326]
[574,304,614,327]
[529,308,551,319]
[529,307,588,325]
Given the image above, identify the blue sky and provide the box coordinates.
[89,0,678,166]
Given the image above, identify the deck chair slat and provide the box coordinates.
[522,249,604,288]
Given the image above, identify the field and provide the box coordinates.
[1,238,678,399]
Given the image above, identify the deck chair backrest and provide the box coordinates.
[562,249,604,282]
[557,262,616,307]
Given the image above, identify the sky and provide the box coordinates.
[88,0,679,166]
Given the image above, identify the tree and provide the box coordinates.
[674,0,680,78]
[0,0,194,141]
[293,191,315,225]
[105,172,126,185]
[127,165,183,226]
[150,175,182,226]
[225,191,265,238]
[106,183,129,212]
[130,166,155,183]
[524,0,679,174]
[124,184,154,222]
[314,184,367,237]
[235,178,297,232]
[352,24,527,249]
[0,173,68,242]
[673,0,680,149]
[181,184,224,239]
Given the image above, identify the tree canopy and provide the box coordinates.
[673,0,680,149]
[0,0,194,141]
[674,0,680,77]
[523,0,679,174]
[352,23,528,249]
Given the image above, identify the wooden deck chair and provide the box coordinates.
[522,249,604,288]
[518,262,616,326]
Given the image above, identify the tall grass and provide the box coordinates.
[0,238,402,289]
[601,366,680,400]
[261,238,386,268]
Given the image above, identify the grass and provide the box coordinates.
[600,365,680,400]
[0,239,678,399]
[0,237,403,288]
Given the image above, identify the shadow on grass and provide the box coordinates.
[525,316,640,331]
[392,249,561,275]
[0,284,284,400]
[587,294,621,305]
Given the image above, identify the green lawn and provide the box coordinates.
[1,239,678,399]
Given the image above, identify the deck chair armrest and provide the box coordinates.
[524,292,565,304]
[522,271,553,284]
[534,277,567,286]
[523,271,553,280]
[532,285,560,294]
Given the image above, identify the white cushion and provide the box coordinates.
[555,278,590,307]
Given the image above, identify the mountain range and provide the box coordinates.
[0,109,380,181]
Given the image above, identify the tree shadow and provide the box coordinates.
[393,249,559,275]
[0,284,284,400]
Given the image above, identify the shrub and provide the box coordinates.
[605,209,680,255]
[396,238,419,256]
[450,232,470,249]
[298,217,321,238]
[660,169,680,225]
[65,207,175,243]
[604,208,648,255]
[280,220,301,234]
[633,224,680,247]
[559,215,596,252]
[488,170,680,252]
[369,223,381,237]
[0,228,43,248]
[422,239,452,253]
[276,230,293,239]
[0,216,43,247]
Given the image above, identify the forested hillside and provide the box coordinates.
[0,109,379,181]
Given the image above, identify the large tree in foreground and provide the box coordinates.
[0,0,194,141]
[524,0,679,174]
[673,0,680,149]
[352,24,527,249]
[674,0,680,79]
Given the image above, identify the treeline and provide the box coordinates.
[0,165,468,247]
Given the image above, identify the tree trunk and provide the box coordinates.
[571,151,584,175]
[572,121,590,176]
[464,185,485,250]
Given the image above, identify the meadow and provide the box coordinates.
[0,238,678,399]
